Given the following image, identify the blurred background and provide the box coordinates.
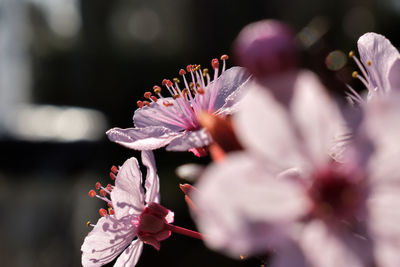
[0,0,399,266]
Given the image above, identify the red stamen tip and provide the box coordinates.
[107,202,113,208]
[88,190,96,198]
[99,208,108,217]
[186,64,193,72]
[106,184,113,191]
[137,100,144,109]
[99,189,107,197]
[162,79,168,86]
[108,208,115,215]
[150,96,158,102]
[144,91,152,99]
[211,58,219,69]
[220,54,229,60]
[179,69,186,76]
[143,101,150,107]
[95,182,102,190]
[153,85,161,94]
[109,172,116,180]
[111,165,118,174]
[197,88,205,95]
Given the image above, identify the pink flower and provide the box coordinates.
[193,71,400,266]
[347,33,400,103]
[106,58,251,157]
[81,151,174,267]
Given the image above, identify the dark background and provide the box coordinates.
[0,0,399,266]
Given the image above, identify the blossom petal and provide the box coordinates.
[166,129,212,151]
[81,216,136,267]
[213,66,252,113]
[193,152,310,257]
[133,100,184,131]
[236,70,344,171]
[141,150,160,204]
[114,240,144,267]
[106,126,184,151]
[357,32,400,92]
[299,220,372,267]
[111,157,145,220]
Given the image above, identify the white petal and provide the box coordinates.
[111,157,145,220]
[106,126,184,151]
[141,150,160,204]
[81,216,136,267]
[166,129,211,151]
[114,240,144,267]
[193,152,310,257]
[358,32,400,93]
[300,220,372,267]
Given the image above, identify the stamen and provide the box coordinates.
[211,58,219,69]
[153,85,161,94]
[86,221,95,227]
[144,92,152,99]
[88,190,96,198]
[143,101,150,107]
[109,172,116,180]
[179,69,186,76]
[108,208,115,215]
[186,64,193,72]
[99,189,107,197]
[137,101,144,109]
[110,165,118,174]
[99,208,108,217]
[150,96,158,102]
[95,182,102,190]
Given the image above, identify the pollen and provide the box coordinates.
[86,221,92,227]
[202,68,209,77]
[99,189,107,197]
[108,208,115,215]
[95,182,102,190]
[220,54,229,60]
[144,91,152,99]
[173,78,180,84]
[99,208,108,217]
[111,165,118,174]
[367,60,372,66]
[348,51,355,58]
[153,85,161,94]
[352,71,358,78]
[88,190,96,198]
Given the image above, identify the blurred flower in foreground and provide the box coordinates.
[194,43,400,267]
[347,32,400,103]
[82,151,201,267]
[107,58,251,157]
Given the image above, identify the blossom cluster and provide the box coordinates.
[81,19,400,267]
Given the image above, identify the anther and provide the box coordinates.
[167,80,173,87]
[99,208,108,217]
[211,58,219,69]
[144,91,152,99]
[173,94,180,99]
[202,68,209,77]
[86,221,92,227]
[352,71,358,78]
[99,189,107,197]
[95,182,102,190]
[88,190,96,198]
[108,208,115,215]
[186,65,193,72]
[109,172,116,180]
[137,100,144,109]
[349,51,355,58]
[197,88,205,94]
[162,79,168,86]
[143,101,150,107]
[111,165,118,174]
[106,184,113,191]
[153,85,161,94]
[150,96,158,102]
[179,69,186,76]
[367,60,372,66]
[173,78,180,84]
[221,54,229,60]
[182,88,189,95]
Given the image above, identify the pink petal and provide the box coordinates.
[193,152,310,257]
[165,129,211,151]
[299,220,372,267]
[114,240,144,267]
[106,126,184,151]
[111,157,145,220]
[141,150,160,204]
[358,32,400,93]
[81,216,136,267]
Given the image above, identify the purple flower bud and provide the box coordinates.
[234,20,298,78]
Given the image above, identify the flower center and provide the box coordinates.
[136,55,229,131]
[309,168,361,222]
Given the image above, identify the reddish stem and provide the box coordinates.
[165,224,203,240]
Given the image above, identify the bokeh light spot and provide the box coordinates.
[325,50,347,71]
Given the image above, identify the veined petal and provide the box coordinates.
[166,129,212,151]
[81,216,136,267]
[141,150,160,204]
[194,152,310,257]
[113,240,144,267]
[212,66,252,112]
[358,32,400,92]
[106,126,184,151]
[111,157,145,220]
